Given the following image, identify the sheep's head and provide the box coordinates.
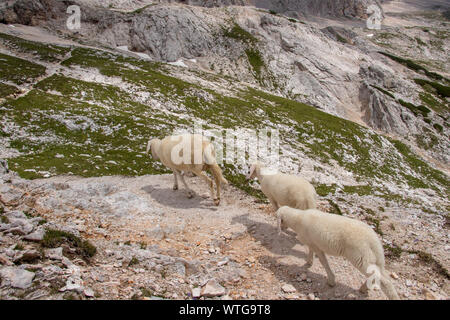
[246,162,262,180]
[146,138,161,160]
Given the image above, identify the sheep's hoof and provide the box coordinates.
[359,283,368,294]
[187,192,194,199]
[327,279,336,287]
[173,186,178,190]
[214,199,220,206]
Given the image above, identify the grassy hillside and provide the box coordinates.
[0,33,448,203]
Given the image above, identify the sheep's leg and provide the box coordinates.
[305,247,314,268]
[315,251,336,287]
[178,171,194,198]
[195,171,218,205]
[359,281,368,294]
[380,273,400,300]
[268,197,279,211]
[172,171,179,190]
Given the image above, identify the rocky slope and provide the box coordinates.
[0,165,448,300]
[1,0,448,167]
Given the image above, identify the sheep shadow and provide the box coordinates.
[142,184,218,211]
[231,213,366,300]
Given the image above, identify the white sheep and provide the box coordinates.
[146,134,228,205]
[277,206,400,300]
[246,162,317,211]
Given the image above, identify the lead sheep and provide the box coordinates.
[146,134,228,205]
[277,206,399,300]
[246,162,317,211]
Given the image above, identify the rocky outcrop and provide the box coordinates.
[253,0,383,19]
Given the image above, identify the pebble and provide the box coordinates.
[390,272,399,280]
[281,284,296,293]
[307,293,315,300]
[201,279,226,297]
[84,288,95,297]
[192,287,201,298]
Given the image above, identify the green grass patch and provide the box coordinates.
[245,48,264,79]
[414,78,450,98]
[0,32,70,62]
[42,229,97,259]
[223,23,258,45]
[0,52,46,84]
[0,83,19,98]
[370,85,395,99]
[379,52,447,82]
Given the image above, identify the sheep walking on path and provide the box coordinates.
[146,134,228,205]
[277,206,400,300]
[246,162,317,211]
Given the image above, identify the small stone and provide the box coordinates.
[300,273,307,281]
[221,295,232,300]
[0,266,35,289]
[84,288,95,297]
[23,229,45,242]
[307,293,315,300]
[217,259,228,267]
[405,279,413,287]
[13,249,41,263]
[347,293,356,299]
[201,279,226,297]
[47,247,64,260]
[281,284,296,293]
[192,287,201,298]
[390,272,399,280]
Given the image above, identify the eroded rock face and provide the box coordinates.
[255,0,382,19]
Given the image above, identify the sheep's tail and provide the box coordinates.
[366,264,400,300]
[146,139,151,155]
[209,163,228,185]
[203,145,227,185]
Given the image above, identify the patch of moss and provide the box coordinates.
[0,32,70,62]
[414,78,450,98]
[223,23,258,45]
[379,52,447,82]
[42,229,97,259]
[398,99,431,118]
[433,123,443,133]
[370,85,395,99]
[245,48,264,79]
[343,185,374,196]
[315,183,338,197]
[0,83,19,98]
[128,257,139,266]
[0,52,46,85]
[327,199,343,215]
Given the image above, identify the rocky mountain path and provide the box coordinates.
[1,171,448,300]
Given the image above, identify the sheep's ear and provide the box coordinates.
[246,164,256,180]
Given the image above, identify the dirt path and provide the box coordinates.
[1,173,436,300]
